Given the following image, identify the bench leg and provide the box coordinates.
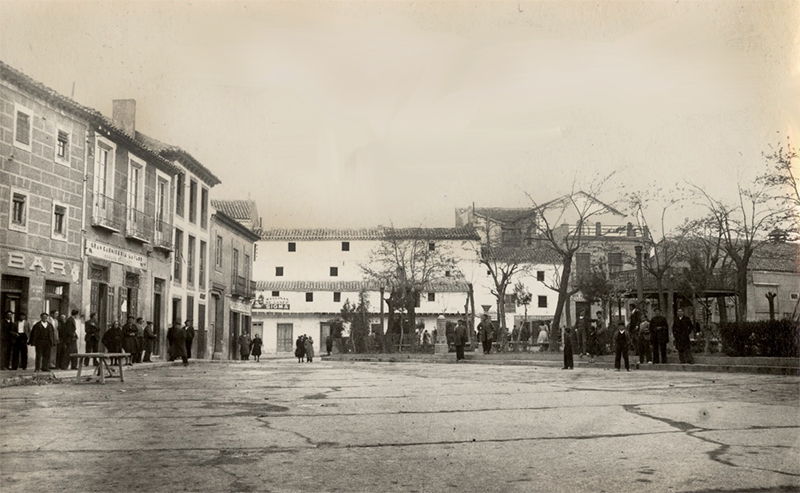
[76,357,83,379]
[118,357,124,383]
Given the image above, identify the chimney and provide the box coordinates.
[112,99,136,138]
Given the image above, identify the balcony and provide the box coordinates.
[91,194,124,232]
[154,219,173,251]
[125,208,153,243]
[231,275,253,298]
[610,269,736,295]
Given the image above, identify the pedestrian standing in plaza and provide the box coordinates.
[594,311,607,355]
[29,313,56,372]
[537,322,549,351]
[454,319,468,362]
[11,313,31,370]
[122,316,138,366]
[629,303,641,357]
[614,322,630,371]
[1,310,15,370]
[169,321,188,366]
[83,313,99,367]
[103,321,123,353]
[295,335,305,363]
[477,315,495,354]
[184,320,195,360]
[638,319,653,365]
[326,334,333,356]
[562,324,574,370]
[304,336,315,362]
[142,321,155,363]
[586,318,599,363]
[47,311,60,370]
[673,308,695,364]
[59,309,79,370]
[250,334,263,362]
[135,317,145,363]
[650,308,669,364]
[239,332,251,360]
[575,309,589,356]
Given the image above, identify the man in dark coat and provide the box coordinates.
[102,321,123,354]
[122,316,138,365]
[59,309,79,370]
[11,313,31,370]
[453,320,469,362]
[2,310,15,370]
[628,303,641,356]
[672,308,695,364]
[84,313,100,367]
[477,315,495,355]
[169,322,188,366]
[650,308,669,364]
[614,322,630,371]
[134,317,145,363]
[142,321,155,363]
[575,309,590,356]
[29,313,56,372]
[184,320,195,360]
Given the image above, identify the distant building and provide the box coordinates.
[211,199,260,231]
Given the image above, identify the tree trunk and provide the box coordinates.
[468,283,476,347]
[497,285,507,352]
[656,275,665,312]
[406,287,417,351]
[735,265,748,323]
[717,296,728,325]
[550,257,572,351]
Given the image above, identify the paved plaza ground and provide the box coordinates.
[0,358,798,493]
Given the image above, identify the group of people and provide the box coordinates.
[2,309,85,372]
[237,332,263,361]
[295,335,315,362]
[101,316,160,366]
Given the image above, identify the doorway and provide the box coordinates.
[277,323,293,353]
[212,292,223,355]
[197,304,205,359]
[1,275,27,321]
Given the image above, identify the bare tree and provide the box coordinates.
[477,246,531,351]
[525,174,619,349]
[362,229,457,350]
[514,280,532,348]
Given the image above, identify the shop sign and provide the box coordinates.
[230,299,252,313]
[85,239,147,269]
[253,295,290,311]
[4,251,81,283]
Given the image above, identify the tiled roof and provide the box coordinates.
[482,246,562,265]
[0,60,178,175]
[211,200,256,221]
[750,242,800,273]
[255,279,470,292]
[258,227,479,241]
[136,132,221,186]
[473,208,537,224]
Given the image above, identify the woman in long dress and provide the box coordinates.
[295,336,305,363]
[304,336,315,363]
[250,335,263,362]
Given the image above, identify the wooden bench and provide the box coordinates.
[70,353,131,384]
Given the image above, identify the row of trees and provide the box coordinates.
[344,139,797,352]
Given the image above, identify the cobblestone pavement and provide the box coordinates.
[1,359,798,493]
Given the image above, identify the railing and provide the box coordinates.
[154,219,173,250]
[231,275,252,298]
[126,207,153,242]
[567,223,646,239]
[610,269,737,293]
[91,193,125,231]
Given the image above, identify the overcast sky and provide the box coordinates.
[1,0,797,232]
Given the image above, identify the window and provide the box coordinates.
[94,137,116,211]
[199,241,207,290]
[200,188,208,229]
[305,292,314,302]
[537,271,545,282]
[333,292,341,303]
[576,253,591,275]
[175,173,185,217]
[52,202,67,239]
[187,236,195,287]
[128,156,145,229]
[244,254,250,283]
[174,228,183,282]
[232,249,239,277]
[428,241,435,251]
[189,179,197,224]
[10,190,27,232]
[288,242,296,252]
[271,291,280,297]
[608,252,623,273]
[504,294,516,314]
[538,295,547,308]
[330,267,338,277]
[253,244,258,262]
[342,241,350,251]
[427,292,435,302]
[275,266,284,277]
[55,129,70,165]
[215,235,223,268]
[13,104,32,151]
[445,270,451,277]
[156,175,169,227]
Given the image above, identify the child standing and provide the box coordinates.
[614,322,630,372]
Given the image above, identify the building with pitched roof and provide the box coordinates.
[210,199,260,232]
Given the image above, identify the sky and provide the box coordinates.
[1,0,798,233]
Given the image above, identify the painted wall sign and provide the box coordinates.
[85,239,147,269]
[253,295,290,311]
[4,251,81,283]
[230,299,252,313]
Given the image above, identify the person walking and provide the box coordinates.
[142,321,155,363]
[304,336,315,362]
[169,321,189,366]
[184,320,195,360]
[11,313,31,370]
[83,313,99,367]
[477,315,495,355]
[673,308,695,364]
[650,308,669,364]
[250,334,263,362]
[638,319,653,365]
[562,324,574,370]
[238,332,251,361]
[29,313,56,372]
[614,321,630,371]
[122,316,138,366]
[295,335,305,363]
[454,319,468,362]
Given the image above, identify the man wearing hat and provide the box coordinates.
[477,314,495,354]
[454,319,469,362]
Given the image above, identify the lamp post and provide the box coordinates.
[635,244,644,310]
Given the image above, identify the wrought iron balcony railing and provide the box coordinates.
[91,193,125,232]
[154,219,174,250]
[125,207,153,242]
[231,275,252,298]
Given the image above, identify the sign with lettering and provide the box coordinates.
[4,251,81,283]
[85,239,147,269]
[253,294,290,311]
